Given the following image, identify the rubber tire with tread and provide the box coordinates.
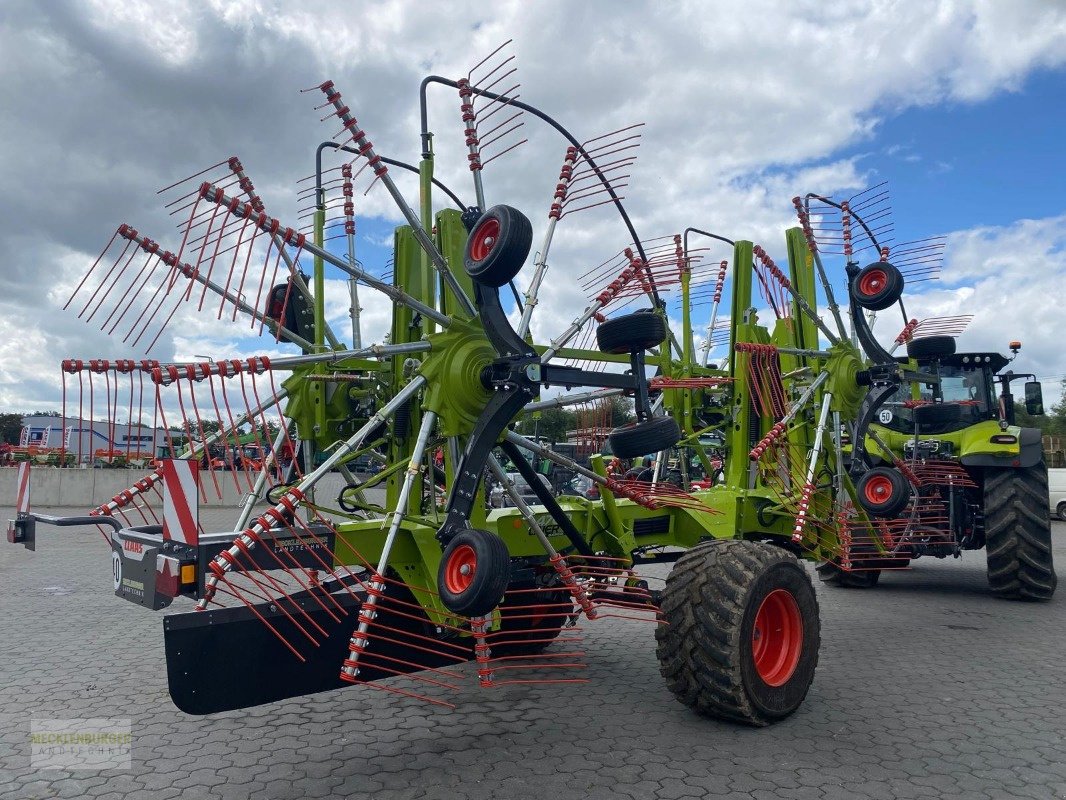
[906,335,956,359]
[984,462,1057,600]
[852,261,904,311]
[596,311,667,354]
[491,584,572,656]
[1057,501,1066,523]
[655,539,820,726]
[437,529,512,616]
[815,561,881,588]
[855,466,911,518]
[462,205,533,288]
[609,415,682,460]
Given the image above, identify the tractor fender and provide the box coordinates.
[960,427,1043,469]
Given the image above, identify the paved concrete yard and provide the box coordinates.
[1,505,1064,799]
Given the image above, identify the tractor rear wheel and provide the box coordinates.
[984,463,1057,601]
[656,539,820,726]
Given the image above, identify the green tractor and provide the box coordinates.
[837,333,1056,600]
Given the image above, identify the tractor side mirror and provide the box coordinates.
[1024,381,1044,415]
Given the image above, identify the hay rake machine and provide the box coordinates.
[9,43,1053,726]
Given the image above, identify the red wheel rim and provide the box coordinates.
[857,268,887,297]
[752,588,803,686]
[444,544,477,594]
[863,474,894,505]
[469,217,500,262]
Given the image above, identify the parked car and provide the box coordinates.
[1049,468,1066,520]
[351,453,384,475]
[489,472,552,508]
[559,474,600,500]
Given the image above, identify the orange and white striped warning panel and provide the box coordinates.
[161,458,199,546]
[16,462,31,515]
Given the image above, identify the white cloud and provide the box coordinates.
[1,0,1065,415]
[901,214,1066,384]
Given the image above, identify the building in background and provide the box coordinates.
[16,414,168,466]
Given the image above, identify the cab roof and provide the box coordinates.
[912,352,1010,373]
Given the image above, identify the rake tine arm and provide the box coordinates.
[87,386,290,519]
[198,376,428,610]
[517,146,581,339]
[313,81,477,318]
[226,157,343,349]
[197,184,451,328]
[341,409,437,681]
[118,225,314,351]
[792,196,849,342]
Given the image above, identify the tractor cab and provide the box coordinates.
[877,351,1008,436]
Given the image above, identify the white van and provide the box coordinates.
[1049,468,1066,521]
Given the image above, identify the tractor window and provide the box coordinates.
[877,365,995,433]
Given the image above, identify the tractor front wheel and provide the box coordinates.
[656,539,820,726]
[984,463,1057,601]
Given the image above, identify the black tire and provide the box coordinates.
[855,466,911,518]
[816,561,880,588]
[596,311,667,354]
[491,584,572,656]
[608,415,682,460]
[907,335,956,359]
[984,463,1057,601]
[462,205,533,287]
[912,402,962,426]
[852,261,904,311]
[438,529,512,616]
[656,539,820,726]
[1057,501,1066,523]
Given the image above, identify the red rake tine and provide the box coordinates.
[77,238,136,320]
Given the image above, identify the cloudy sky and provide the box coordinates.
[1,0,1065,417]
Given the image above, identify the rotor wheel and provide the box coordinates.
[906,335,956,359]
[463,205,533,287]
[816,561,881,588]
[608,415,682,460]
[596,311,667,354]
[437,529,512,616]
[855,466,911,518]
[852,261,904,311]
[491,583,573,656]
